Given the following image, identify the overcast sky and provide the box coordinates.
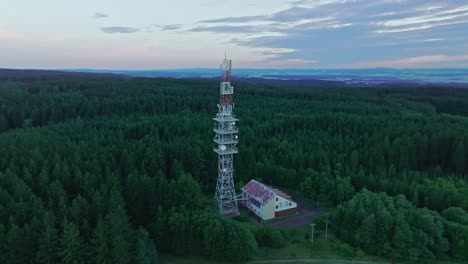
[1,0,468,69]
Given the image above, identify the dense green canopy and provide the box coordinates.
[0,70,467,262]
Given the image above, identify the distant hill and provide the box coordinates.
[2,68,467,88]
[64,67,468,86]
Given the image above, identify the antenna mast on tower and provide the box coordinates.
[213,54,239,217]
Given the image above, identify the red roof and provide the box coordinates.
[241,179,293,205]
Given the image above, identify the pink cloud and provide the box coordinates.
[0,27,23,41]
[342,54,468,68]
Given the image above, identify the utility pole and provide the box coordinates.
[325,218,329,240]
[310,223,315,243]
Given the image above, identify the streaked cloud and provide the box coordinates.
[252,48,296,56]
[422,38,445,42]
[374,5,468,33]
[161,24,183,30]
[101,27,139,34]
[151,24,183,31]
[93,13,109,19]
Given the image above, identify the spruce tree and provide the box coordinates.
[90,215,109,264]
[37,211,59,264]
[136,226,158,264]
[59,219,85,264]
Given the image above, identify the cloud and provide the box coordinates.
[375,24,432,33]
[189,16,340,34]
[252,48,296,56]
[344,54,468,68]
[153,0,468,67]
[101,27,140,34]
[292,0,357,9]
[374,5,468,33]
[328,23,352,28]
[268,58,319,66]
[161,24,183,30]
[0,27,23,40]
[162,0,361,66]
[93,13,109,19]
[422,38,445,42]
[150,24,183,31]
[200,15,266,24]
[189,25,258,33]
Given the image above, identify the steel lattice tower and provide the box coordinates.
[213,55,239,217]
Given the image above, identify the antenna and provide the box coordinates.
[213,54,239,217]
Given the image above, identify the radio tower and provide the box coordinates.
[213,54,239,217]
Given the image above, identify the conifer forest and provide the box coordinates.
[0,70,467,263]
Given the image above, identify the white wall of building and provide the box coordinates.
[262,198,276,220]
[242,191,263,219]
[242,191,297,220]
[274,195,297,212]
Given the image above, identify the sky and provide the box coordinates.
[1,0,468,69]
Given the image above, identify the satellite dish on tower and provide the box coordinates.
[220,145,227,151]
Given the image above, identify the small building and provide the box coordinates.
[241,179,297,221]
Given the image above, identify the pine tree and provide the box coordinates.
[6,219,28,264]
[37,211,59,264]
[453,141,466,173]
[59,219,85,264]
[0,111,8,132]
[411,189,419,207]
[150,206,166,251]
[106,185,133,264]
[90,215,109,264]
[48,180,67,219]
[360,214,376,254]
[136,226,158,264]
[174,173,202,209]
[31,106,41,126]
[350,149,359,169]
[110,234,132,264]
[0,224,6,263]
[38,166,50,198]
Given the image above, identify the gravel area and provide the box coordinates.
[243,188,329,229]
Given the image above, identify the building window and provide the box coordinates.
[289,202,291,206]
[276,205,278,209]
[276,197,278,201]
